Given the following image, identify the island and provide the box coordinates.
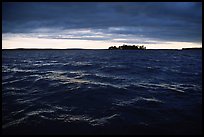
[108,44,146,50]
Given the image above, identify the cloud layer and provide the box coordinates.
[2,2,202,44]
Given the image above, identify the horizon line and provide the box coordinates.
[2,47,202,50]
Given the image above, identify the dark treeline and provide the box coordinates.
[182,47,202,50]
[108,44,146,50]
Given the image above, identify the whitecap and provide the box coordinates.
[138,83,185,93]
[56,114,92,123]
[139,97,163,103]
[90,114,120,126]
[3,78,27,85]
[113,97,163,107]
[2,116,29,129]
[26,109,55,116]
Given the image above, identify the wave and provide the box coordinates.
[113,97,163,107]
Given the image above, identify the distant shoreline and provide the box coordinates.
[181,47,202,50]
[2,48,202,50]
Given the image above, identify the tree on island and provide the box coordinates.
[108,46,118,50]
[108,44,146,50]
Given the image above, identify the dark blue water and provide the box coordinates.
[2,50,202,135]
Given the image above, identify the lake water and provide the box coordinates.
[2,50,202,135]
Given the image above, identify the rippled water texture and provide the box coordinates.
[2,50,202,134]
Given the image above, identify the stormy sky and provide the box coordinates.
[2,2,202,49]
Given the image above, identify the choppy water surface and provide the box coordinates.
[2,50,202,134]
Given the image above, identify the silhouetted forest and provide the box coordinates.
[182,47,202,50]
[108,44,146,50]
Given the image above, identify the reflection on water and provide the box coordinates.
[2,50,202,135]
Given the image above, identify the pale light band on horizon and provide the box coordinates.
[2,36,202,49]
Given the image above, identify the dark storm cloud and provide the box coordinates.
[2,2,202,43]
